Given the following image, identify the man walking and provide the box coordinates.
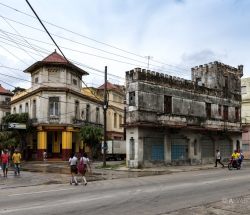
[12,149,22,175]
[1,149,10,177]
[215,149,224,168]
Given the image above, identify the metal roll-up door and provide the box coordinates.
[201,137,214,158]
[171,138,188,161]
[218,139,231,159]
[143,137,164,161]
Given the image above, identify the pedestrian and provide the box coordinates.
[43,150,47,161]
[12,149,22,175]
[78,152,91,186]
[1,149,10,177]
[215,149,224,168]
[69,153,78,185]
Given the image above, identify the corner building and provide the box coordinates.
[125,62,243,168]
[11,51,103,160]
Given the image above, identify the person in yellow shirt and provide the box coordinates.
[231,150,240,160]
[12,149,22,175]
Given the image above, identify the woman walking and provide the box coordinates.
[69,153,78,185]
[78,152,91,186]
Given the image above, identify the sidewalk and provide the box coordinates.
[1,160,249,189]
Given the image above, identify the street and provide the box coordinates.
[1,168,250,215]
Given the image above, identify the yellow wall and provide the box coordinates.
[37,131,47,150]
[62,131,72,149]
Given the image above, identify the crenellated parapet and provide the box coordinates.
[191,61,243,78]
[126,68,195,90]
[126,66,241,101]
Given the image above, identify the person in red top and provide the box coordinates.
[1,149,10,177]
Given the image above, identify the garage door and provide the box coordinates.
[217,139,231,158]
[143,137,164,161]
[171,138,188,161]
[201,137,214,158]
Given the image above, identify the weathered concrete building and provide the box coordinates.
[125,62,243,168]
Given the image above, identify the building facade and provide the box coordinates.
[125,62,243,168]
[11,51,103,160]
[0,84,13,130]
[97,82,125,140]
[241,77,250,158]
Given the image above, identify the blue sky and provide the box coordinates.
[0,0,249,90]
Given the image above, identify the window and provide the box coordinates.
[114,113,117,128]
[49,97,59,116]
[5,97,10,103]
[241,86,247,94]
[223,105,228,120]
[129,92,135,106]
[164,95,172,114]
[75,101,80,119]
[72,79,77,86]
[86,104,90,122]
[206,103,211,118]
[32,100,36,118]
[25,102,29,113]
[218,104,222,116]
[235,107,239,121]
[96,107,100,123]
[130,137,135,160]
[224,76,228,90]
[194,139,197,156]
[13,107,16,114]
[119,115,122,128]
[242,144,249,152]
[19,104,22,114]
[35,77,38,83]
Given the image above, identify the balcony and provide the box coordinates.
[72,118,103,127]
[0,101,10,108]
[49,115,60,124]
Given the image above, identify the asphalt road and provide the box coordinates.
[1,168,250,215]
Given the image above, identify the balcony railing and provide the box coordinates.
[49,115,60,123]
[0,101,10,106]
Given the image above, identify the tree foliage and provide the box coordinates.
[79,125,103,157]
[0,131,18,149]
[1,113,35,150]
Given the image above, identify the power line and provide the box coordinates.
[0,2,191,72]
[0,15,44,58]
[0,18,190,77]
[25,0,68,62]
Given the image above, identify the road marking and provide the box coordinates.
[0,195,112,214]
[8,187,76,197]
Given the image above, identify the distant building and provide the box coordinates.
[11,51,103,160]
[97,82,125,140]
[0,84,13,130]
[241,77,250,158]
[125,62,243,168]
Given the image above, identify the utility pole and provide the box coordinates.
[145,56,153,70]
[103,66,108,167]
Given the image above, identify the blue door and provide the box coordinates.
[152,144,164,161]
[171,138,188,161]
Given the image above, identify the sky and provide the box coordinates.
[0,0,249,91]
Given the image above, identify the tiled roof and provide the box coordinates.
[42,50,68,63]
[0,84,12,95]
[24,50,88,75]
[97,82,118,90]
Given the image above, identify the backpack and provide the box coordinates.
[77,158,85,174]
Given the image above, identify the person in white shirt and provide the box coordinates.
[215,149,224,168]
[78,152,91,186]
[69,153,78,185]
